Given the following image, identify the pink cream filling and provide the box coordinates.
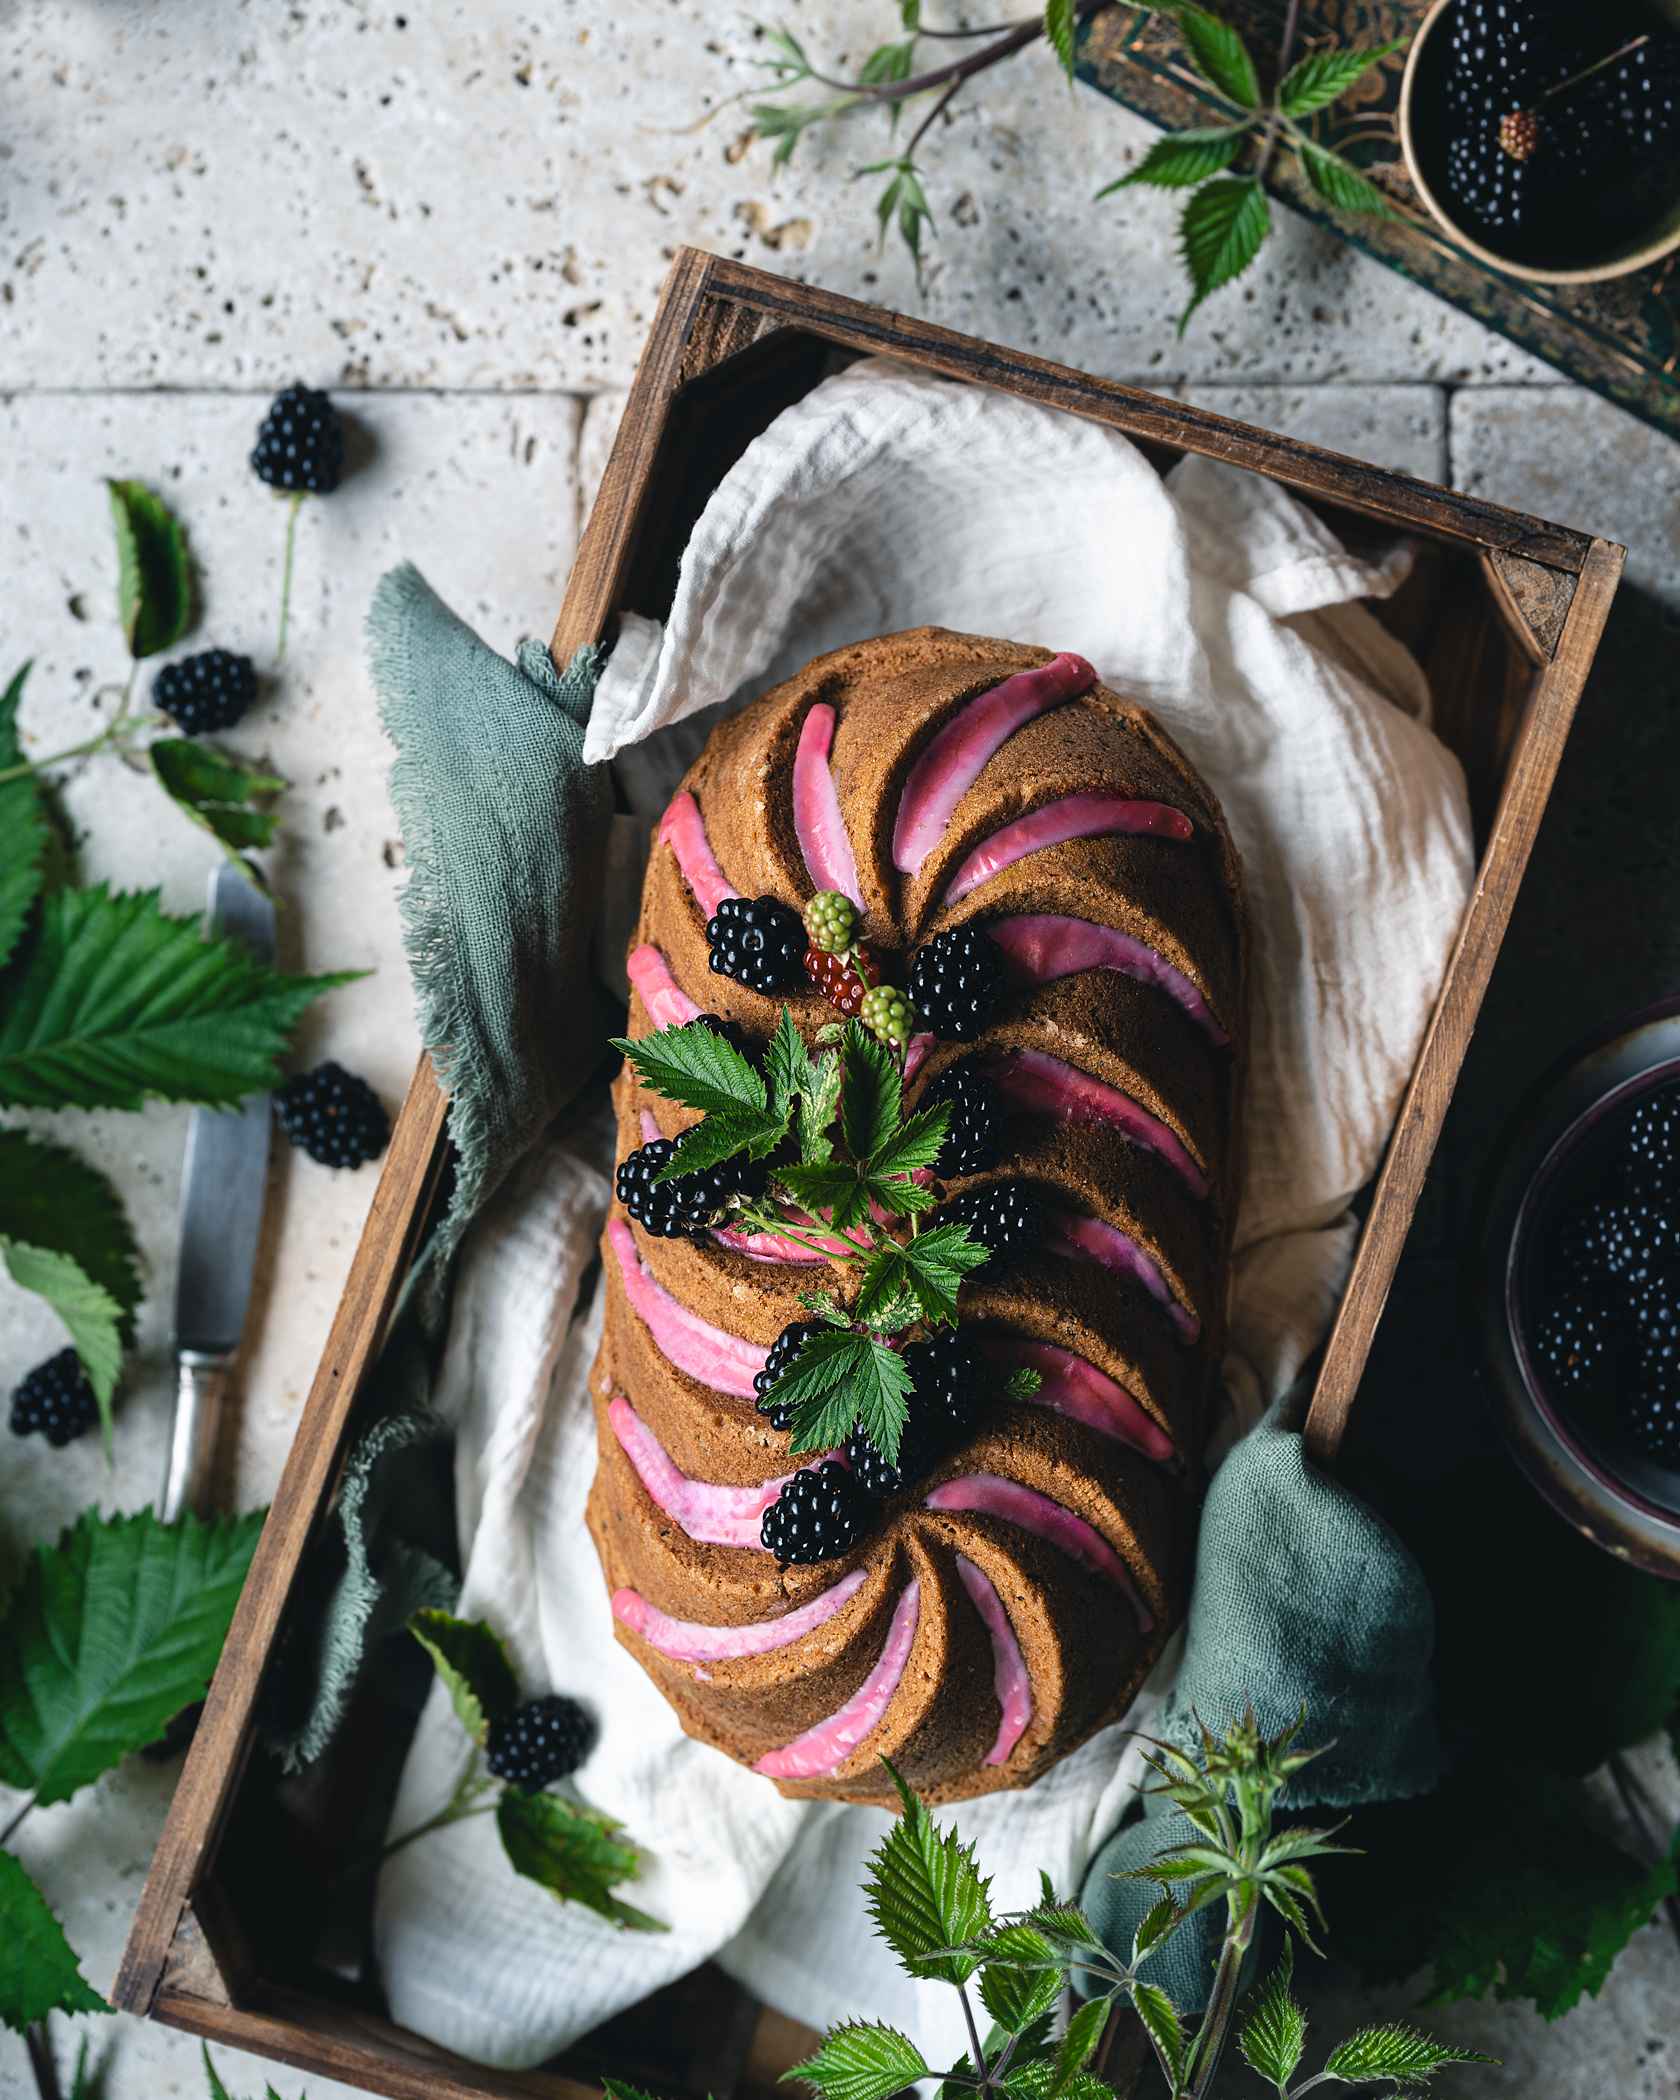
[613,1567,868,1662]
[626,945,702,1031]
[926,1475,1152,1632]
[608,1396,834,1550]
[983,1338,1175,1463]
[955,1556,1033,1765]
[607,1217,768,1395]
[892,654,1097,876]
[755,1579,922,1778]
[659,791,739,919]
[793,704,864,910]
[944,791,1192,904]
[903,1033,937,1083]
[987,915,1228,1047]
[1041,1207,1200,1346]
[983,1047,1208,1200]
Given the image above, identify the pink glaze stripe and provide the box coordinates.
[903,1032,937,1083]
[892,654,1097,876]
[613,1568,868,1661]
[793,704,864,909]
[711,1225,829,1265]
[608,1396,834,1550]
[927,1475,1153,1632]
[944,791,1192,904]
[607,1217,768,1395]
[984,1048,1208,1200]
[659,791,739,918]
[987,915,1228,1047]
[983,1337,1175,1464]
[1041,1207,1200,1346]
[639,1109,664,1144]
[755,1580,922,1778]
[955,1556,1033,1765]
[626,945,702,1031]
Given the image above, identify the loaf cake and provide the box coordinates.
[585,628,1248,1806]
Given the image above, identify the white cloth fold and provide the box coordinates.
[375,360,1475,2069]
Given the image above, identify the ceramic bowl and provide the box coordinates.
[1400,0,1680,284]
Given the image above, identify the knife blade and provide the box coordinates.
[158,863,277,1522]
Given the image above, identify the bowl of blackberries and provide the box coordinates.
[1474,998,1680,1577]
[1401,0,1680,280]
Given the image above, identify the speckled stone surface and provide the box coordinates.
[1,1,1677,2095]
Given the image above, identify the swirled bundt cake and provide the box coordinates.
[585,627,1249,1806]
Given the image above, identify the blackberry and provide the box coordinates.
[9,1348,99,1447]
[1534,1291,1618,1395]
[760,1458,869,1563]
[274,1062,390,1169]
[616,1138,767,1239]
[924,1064,1004,1178]
[485,1693,594,1791]
[1572,1197,1671,1285]
[1628,1335,1680,1465]
[152,649,258,737]
[706,895,809,995]
[694,1011,757,1062]
[1624,1084,1680,1192]
[845,1328,985,1497]
[804,890,859,955]
[940,1182,1046,1272]
[861,983,916,1054]
[754,1319,827,1431]
[908,925,1006,1042]
[251,384,346,494]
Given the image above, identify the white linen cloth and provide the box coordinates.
[374,360,1474,2069]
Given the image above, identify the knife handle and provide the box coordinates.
[158,1351,232,1523]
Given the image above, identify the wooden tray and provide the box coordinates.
[109,249,1624,2099]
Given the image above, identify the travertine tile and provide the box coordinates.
[1184,383,1448,484]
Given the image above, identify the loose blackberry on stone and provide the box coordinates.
[706,895,809,995]
[251,384,346,494]
[760,1458,868,1563]
[275,1062,390,1169]
[9,1347,100,1447]
[486,1693,594,1791]
[940,1182,1046,1272]
[925,1064,1003,1177]
[153,649,258,737]
[908,924,1006,1041]
[754,1319,827,1431]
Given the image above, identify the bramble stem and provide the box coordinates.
[276,491,305,665]
[0,1792,36,1845]
[1252,0,1306,187]
[957,1980,989,2090]
[1537,33,1648,107]
[24,2020,59,2100]
[801,0,1104,109]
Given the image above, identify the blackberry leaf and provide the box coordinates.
[150,739,285,858]
[0,1241,123,1446]
[495,1787,663,1932]
[789,2023,931,2100]
[897,1222,992,1324]
[0,1130,141,1345]
[764,1005,814,1121]
[1051,1997,1109,2094]
[869,1103,949,1182]
[1296,139,1400,219]
[408,1608,520,1747]
[863,1758,993,1984]
[841,1019,901,1164]
[1175,4,1261,108]
[1237,1937,1305,2088]
[106,480,191,661]
[0,663,50,974]
[778,1159,871,1231]
[1045,0,1077,81]
[1177,177,1271,332]
[652,1107,786,1178]
[799,1047,844,1165]
[977,1930,1061,2034]
[1131,1985,1186,2088]
[0,1850,107,2032]
[1323,2028,1493,2083]
[1098,128,1246,192]
[609,1018,768,1122]
[1277,40,1404,115]
[777,1329,913,1462]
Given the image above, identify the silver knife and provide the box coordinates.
[158,863,277,1523]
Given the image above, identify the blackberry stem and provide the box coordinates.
[1535,32,1650,107]
[276,491,306,665]
[0,668,144,786]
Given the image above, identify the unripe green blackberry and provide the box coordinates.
[804,890,859,956]
[861,984,915,1054]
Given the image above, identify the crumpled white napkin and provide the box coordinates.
[374,360,1474,2070]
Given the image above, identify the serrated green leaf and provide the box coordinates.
[785,1331,913,1462]
[1000,1366,1043,1399]
[841,1020,900,1165]
[600,2080,662,2100]
[0,1506,264,1804]
[900,0,920,28]
[978,1932,1061,2033]
[764,1006,812,1122]
[658,1106,788,1177]
[611,1018,768,1123]
[1133,1893,1178,1962]
[799,1046,843,1165]
[1295,138,1400,219]
[1130,1980,1183,2083]
[407,1609,519,1746]
[1175,4,1259,106]
[107,480,191,660]
[0,663,50,973]
[1045,0,1077,80]
[1238,1936,1305,2091]
[1277,39,1404,115]
[1020,1900,1105,1952]
[0,885,354,1111]
[755,95,860,165]
[1050,1996,1106,2094]
[0,1240,124,1446]
[870,1103,948,1183]
[1177,177,1270,333]
[897,1221,991,1323]
[1097,128,1245,193]
[495,1788,664,1931]
[789,2022,931,2100]
[856,156,936,268]
[1323,2025,1495,2082]
[796,1288,851,1326]
[0,1130,141,1345]
[864,1759,993,1984]
[202,2042,235,2100]
[860,37,917,87]
[150,739,285,857]
[0,1850,107,2031]
[1001,2061,1055,2100]
[778,1159,871,1232]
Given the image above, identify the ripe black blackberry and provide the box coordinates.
[152,649,258,737]
[1624,1083,1680,1192]
[1534,1291,1618,1395]
[9,1348,99,1447]
[616,1139,767,1240]
[694,1011,758,1063]
[706,895,809,995]
[274,1062,390,1169]
[1628,1372,1680,1466]
[754,1319,827,1431]
[939,1182,1046,1272]
[486,1693,594,1791]
[924,1064,1004,1177]
[845,1328,986,1497]
[907,925,1007,1041]
[251,384,346,494]
[760,1458,869,1563]
[1572,1197,1671,1285]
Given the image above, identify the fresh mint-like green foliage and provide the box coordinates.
[791,2022,932,2100]
[1237,1933,1304,2089]
[611,1016,772,1124]
[496,1788,665,1932]
[0,1131,141,1347]
[1322,2026,1492,2088]
[1278,40,1405,116]
[201,2041,292,2100]
[840,1020,900,1163]
[0,664,50,973]
[107,479,191,661]
[1098,128,1245,191]
[0,1849,107,2032]
[1173,2,1259,107]
[1044,0,1078,80]
[1297,138,1400,220]
[0,1506,265,1806]
[865,1759,994,1985]
[777,1326,914,1460]
[999,1366,1044,1400]
[1176,178,1272,335]
[150,739,286,859]
[407,1609,519,1747]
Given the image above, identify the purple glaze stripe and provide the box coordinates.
[892,654,1097,877]
[660,791,739,919]
[955,1556,1033,1765]
[944,790,1192,905]
[983,1047,1208,1200]
[627,945,703,1031]
[793,703,865,910]
[613,1568,868,1661]
[755,1579,922,1778]
[608,1395,836,1549]
[1041,1206,1200,1346]
[608,1217,769,1395]
[987,915,1228,1047]
[982,1337,1175,1464]
[926,1474,1153,1632]
[635,1112,832,1267]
